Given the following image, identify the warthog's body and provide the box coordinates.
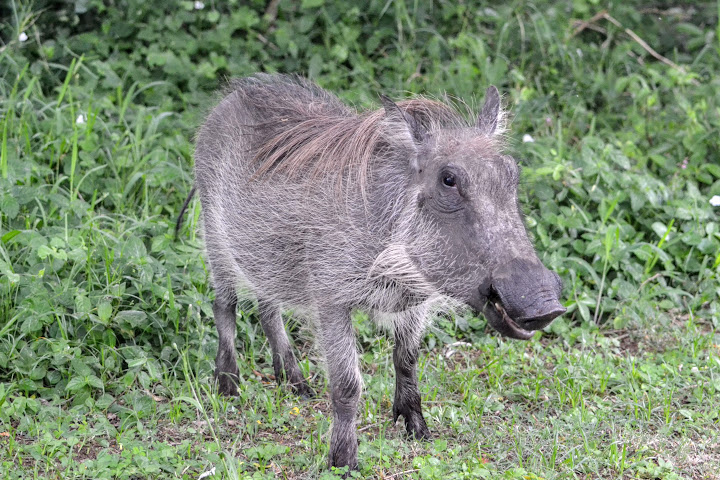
[183,74,565,471]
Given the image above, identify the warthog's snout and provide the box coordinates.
[475,259,565,340]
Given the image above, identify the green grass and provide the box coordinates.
[1,0,719,478]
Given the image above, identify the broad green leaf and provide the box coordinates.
[0,258,19,284]
[115,310,148,327]
[66,376,87,392]
[86,375,104,390]
[98,301,113,322]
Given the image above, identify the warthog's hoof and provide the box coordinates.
[290,381,315,399]
[215,371,240,396]
[393,403,431,440]
[408,421,431,441]
[328,449,359,478]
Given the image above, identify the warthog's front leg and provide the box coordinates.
[392,312,431,439]
[318,305,362,472]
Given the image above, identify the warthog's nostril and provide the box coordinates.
[478,279,493,298]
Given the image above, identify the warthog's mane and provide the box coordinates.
[226,74,499,191]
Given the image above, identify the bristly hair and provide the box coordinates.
[227,74,491,191]
[252,100,467,184]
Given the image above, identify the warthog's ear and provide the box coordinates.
[477,86,503,135]
[380,94,427,144]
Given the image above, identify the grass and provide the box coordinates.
[0,0,719,478]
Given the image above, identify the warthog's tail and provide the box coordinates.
[174,186,196,239]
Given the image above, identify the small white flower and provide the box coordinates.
[522,134,535,143]
[19,32,28,42]
[710,195,720,207]
[76,114,86,125]
[194,0,205,9]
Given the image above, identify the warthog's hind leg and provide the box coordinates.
[213,293,240,396]
[318,305,362,473]
[257,301,314,398]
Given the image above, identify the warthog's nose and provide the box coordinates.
[516,298,566,330]
[491,257,566,332]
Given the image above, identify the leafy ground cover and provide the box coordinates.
[1,0,719,478]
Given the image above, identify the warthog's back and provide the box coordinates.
[193,75,378,308]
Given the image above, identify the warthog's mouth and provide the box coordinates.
[472,284,565,340]
[480,289,536,340]
[469,262,566,340]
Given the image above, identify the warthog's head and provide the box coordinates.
[382,87,565,339]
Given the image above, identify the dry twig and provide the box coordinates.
[265,0,281,24]
[639,273,663,291]
[571,10,697,84]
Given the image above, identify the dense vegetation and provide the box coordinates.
[1,0,719,478]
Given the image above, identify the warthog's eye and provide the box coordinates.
[432,167,464,214]
[441,172,457,188]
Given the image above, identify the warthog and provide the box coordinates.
[177,74,565,471]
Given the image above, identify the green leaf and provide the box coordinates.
[678,409,694,420]
[577,302,590,323]
[127,357,147,368]
[37,245,53,260]
[0,193,19,219]
[697,238,716,255]
[150,234,170,253]
[115,310,148,327]
[75,294,91,315]
[651,222,671,239]
[703,163,720,178]
[98,300,113,322]
[301,0,324,8]
[0,258,19,284]
[1,230,20,243]
[121,236,147,260]
[29,365,47,381]
[66,376,88,392]
[71,358,93,377]
[20,316,42,334]
[96,394,115,410]
[86,375,104,390]
[613,316,629,329]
